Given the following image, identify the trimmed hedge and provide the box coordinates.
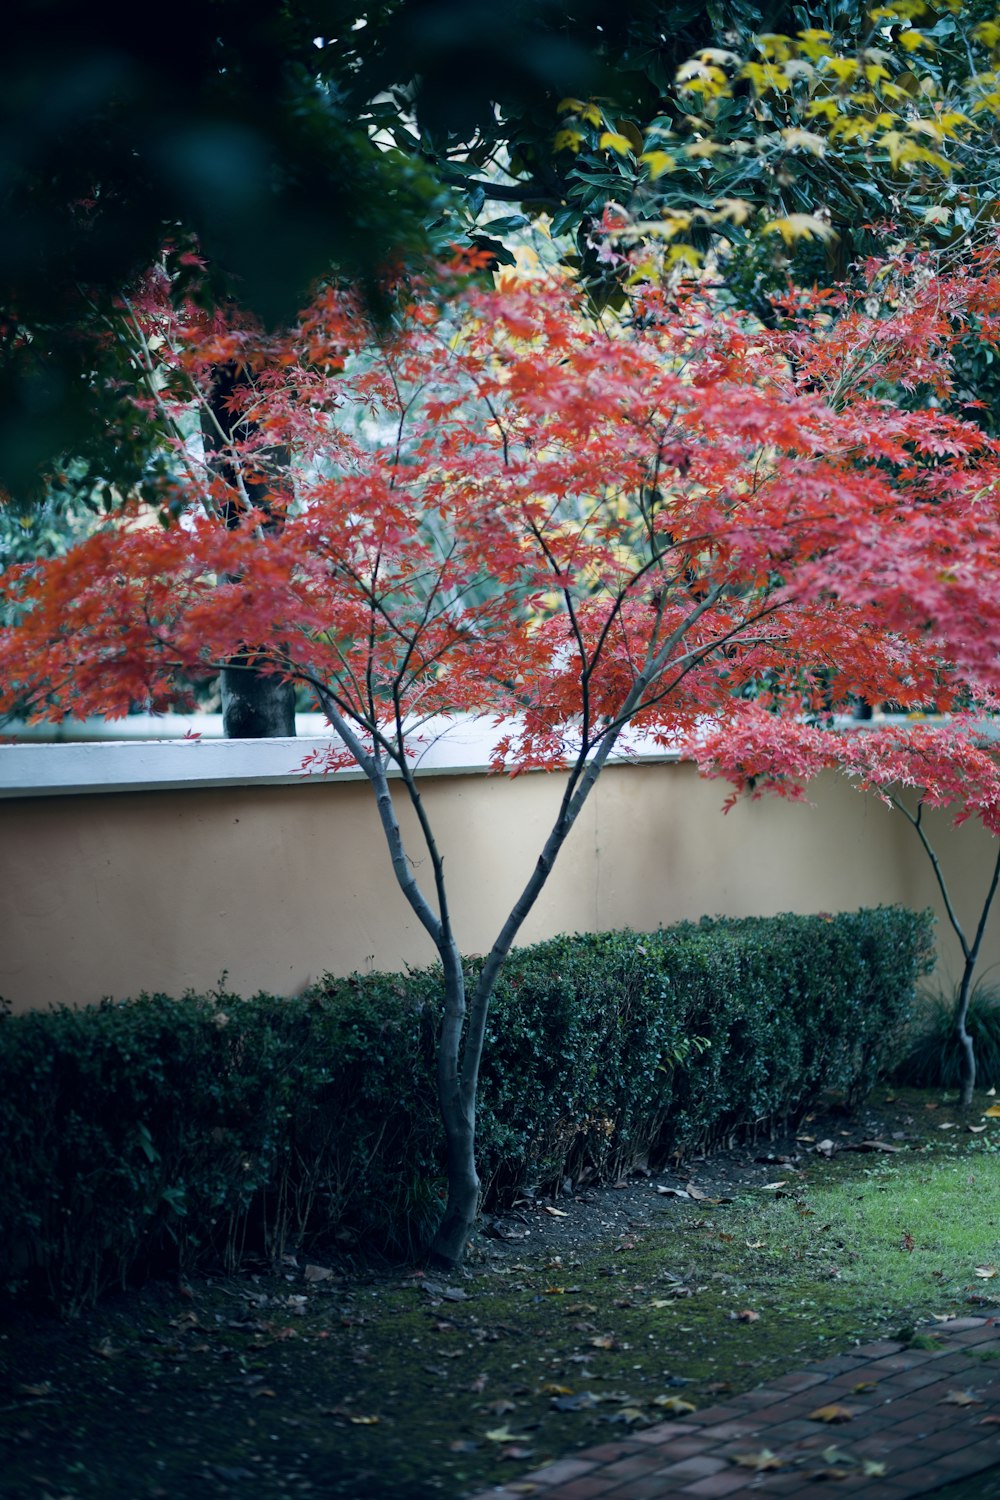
[0,906,933,1312]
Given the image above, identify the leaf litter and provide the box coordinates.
[2,1086,999,1498]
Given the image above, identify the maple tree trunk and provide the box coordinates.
[428,944,480,1269]
[955,961,977,1112]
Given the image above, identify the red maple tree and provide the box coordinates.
[4,245,1000,1259]
[690,707,1000,1109]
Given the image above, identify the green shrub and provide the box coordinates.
[893,982,1000,1090]
[0,906,933,1312]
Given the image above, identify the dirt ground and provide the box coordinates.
[0,1089,990,1500]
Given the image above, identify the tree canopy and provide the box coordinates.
[5,243,1000,1255]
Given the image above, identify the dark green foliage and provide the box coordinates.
[0,907,932,1312]
[893,983,1000,1091]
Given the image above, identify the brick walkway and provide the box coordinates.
[468,1310,1000,1499]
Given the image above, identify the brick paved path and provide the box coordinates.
[468,1310,1000,1500]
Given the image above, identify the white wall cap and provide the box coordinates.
[0,715,685,799]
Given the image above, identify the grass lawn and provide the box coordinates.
[2,1087,1000,1498]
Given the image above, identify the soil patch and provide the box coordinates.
[2,1087,997,1499]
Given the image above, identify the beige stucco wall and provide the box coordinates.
[1,761,997,1012]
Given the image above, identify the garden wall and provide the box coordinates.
[1,731,996,1012]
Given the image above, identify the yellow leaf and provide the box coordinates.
[899,29,934,51]
[763,214,837,246]
[553,129,584,154]
[983,1104,1000,1116]
[808,1404,855,1423]
[740,61,791,94]
[676,58,730,95]
[665,243,703,270]
[942,1390,983,1407]
[599,131,634,155]
[780,127,827,155]
[540,1383,573,1395]
[923,206,951,224]
[685,139,722,158]
[640,150,676,179]
[652,1395,697,1414]
[734,1449,784,1471]
[823,56,860,83]
[710,198,753,226]
[796,28,833,62]
[557,97,586,114]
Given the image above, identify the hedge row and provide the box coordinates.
[0,907,933,1312]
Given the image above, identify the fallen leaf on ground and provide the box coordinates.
[862,1461,887,1477]
[304,1263,334,1282]
[685,1183,710,1201]
[969,1125,987,1134]
[485,1425,531,1443]
[348,1414,380,1425]
[760,1181,788,1191]
[590,1334,619,1349]
[651,1395,697,1414]
[551,1393,598,1412]
[814,1139,836,1157]
[499,1445,534,1460]
[942,1390,983,1406]
[732,1449,785,1472]
[900,1231,915,1252]
[975,1265,997,1279]
[808,1404,855,1423]
[655,1186,690,1199]
[978,1415,1000,1426]
[540,1384,573,1396]
[984,1105,1000,1117]
[851,1381,877,1394]
[543,1206,568,1218]
[734,1308,760,1323]
[606,1407,646,1425]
